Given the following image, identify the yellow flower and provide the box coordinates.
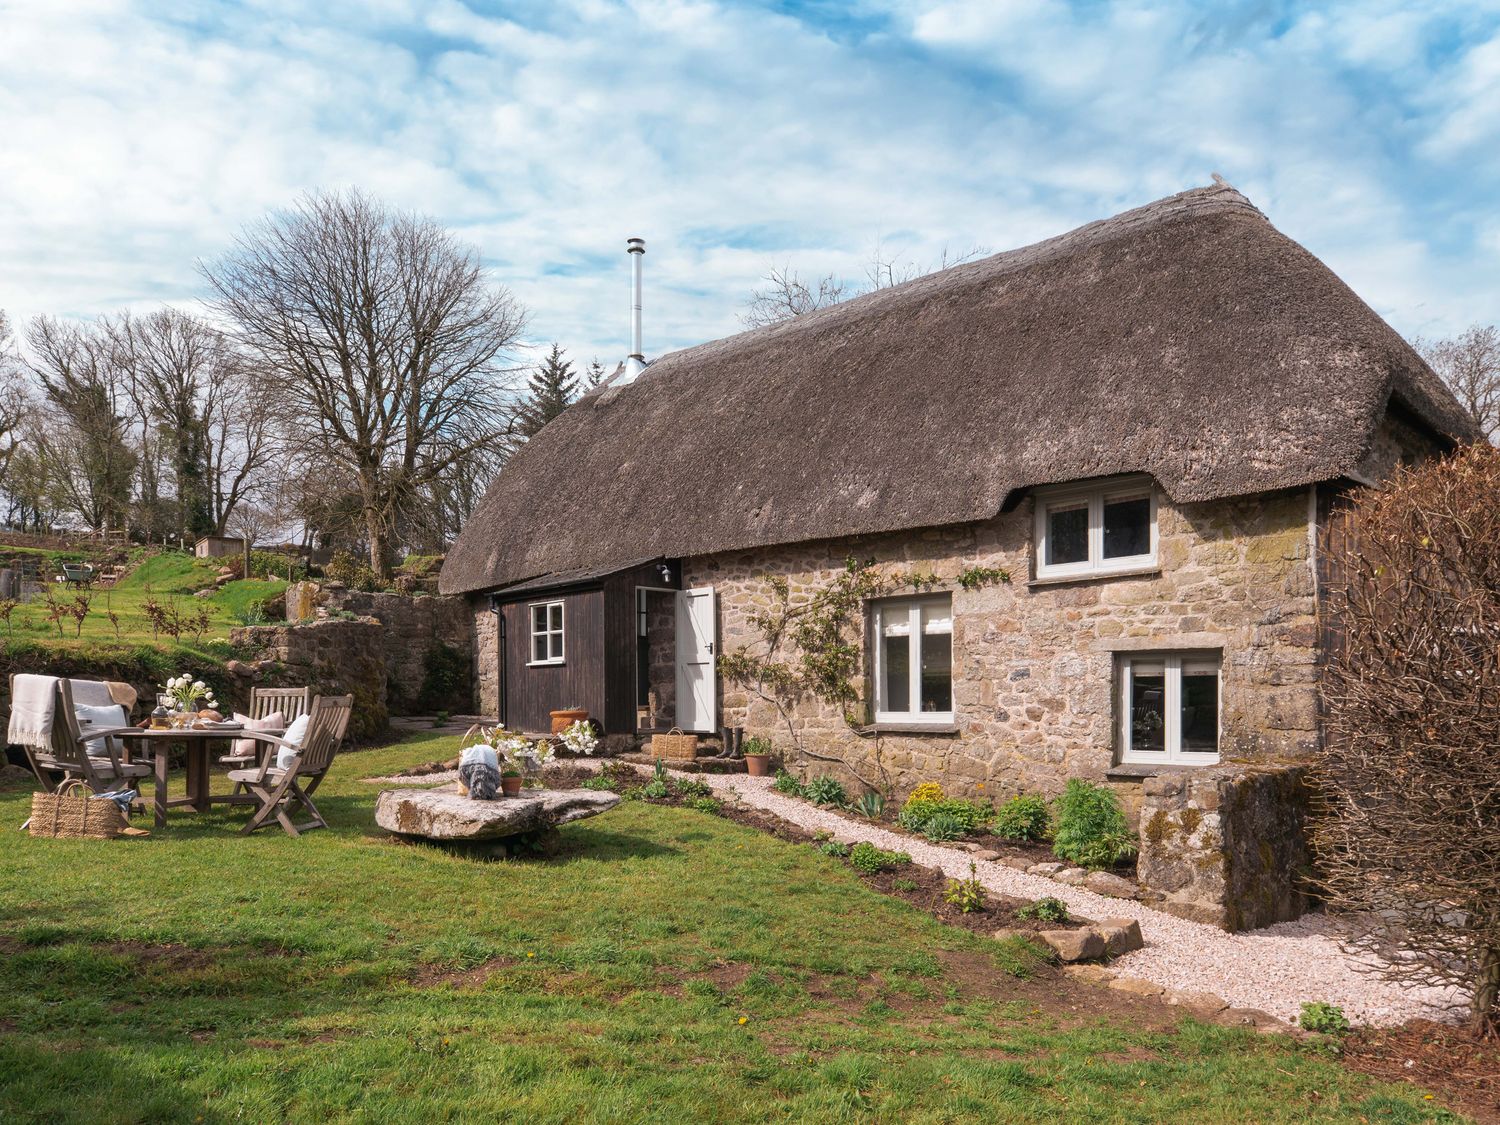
[738,1017,748,1025]
[526,952,535,958]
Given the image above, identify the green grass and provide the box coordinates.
[1,550,285,648]
[0,732,1464,1124]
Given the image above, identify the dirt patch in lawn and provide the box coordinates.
[855,860,1090,936]
[409,956,518,990]
[1341,1019,1499,1124]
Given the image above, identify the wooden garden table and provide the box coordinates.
[112,727,284,829]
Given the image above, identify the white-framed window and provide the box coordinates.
[528,601,565,665]
[872,595,954,724]
[1118,653,1220,765]
[1034,477,1157,579]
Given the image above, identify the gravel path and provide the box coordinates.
[701,773,1468,1029]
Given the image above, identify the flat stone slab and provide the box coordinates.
[375,785,620,841]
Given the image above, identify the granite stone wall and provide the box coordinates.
[685,487,1321,809]
[1137,763,1314,930]
[322,589,474,714]
[230,619,389,741]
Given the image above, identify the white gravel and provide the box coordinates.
[700,773,1469,1029]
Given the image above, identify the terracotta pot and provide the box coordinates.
[744,754,772,777]
[550,708,589,734]
[501,775,523,797]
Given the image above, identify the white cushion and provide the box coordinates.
[75,703,128,757]
[277,713,311,768]
[232,711,284,758]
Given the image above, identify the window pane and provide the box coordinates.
[1181,670,1218,754]
[549,603,563,631]
[883,631,911,713]
[532,634,547,662]
[532,605,546,632]
[1047,504,1088,566]
[1103,496,1150,559]
[550,633,564,660]
[920,628,951,713]
[1129,665,1166,753]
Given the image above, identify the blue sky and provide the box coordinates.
[2,0,1498,374]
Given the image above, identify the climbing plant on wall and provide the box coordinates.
[717,556,1008,793]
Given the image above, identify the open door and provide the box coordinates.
[675,586,717,734]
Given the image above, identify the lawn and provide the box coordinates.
[0,732,1463,1124]
[1,551,286,649]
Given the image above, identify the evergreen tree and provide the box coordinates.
[585,358,606,389]
[519,343,578,437]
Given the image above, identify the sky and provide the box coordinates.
[2,0,1499,378]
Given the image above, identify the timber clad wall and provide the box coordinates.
[499,590,606,732]
[686,488,1322,811]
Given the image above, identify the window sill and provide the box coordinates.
[869,722,961,736]
[1106,761,1218,780]
[526,660,566,668]
[1028,566,1161,589]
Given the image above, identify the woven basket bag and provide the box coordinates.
[29,780,128,840]
[651,728,699,762]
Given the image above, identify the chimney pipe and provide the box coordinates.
[625,237,645,380]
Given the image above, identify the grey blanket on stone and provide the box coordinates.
[458,762,501,801]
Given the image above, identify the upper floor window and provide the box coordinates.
[872,595,953,724]
[529,601,565,665]
[1118,652,1220,765]
[1034,477,1157,579]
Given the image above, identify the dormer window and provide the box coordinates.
[1034,476,1157,579]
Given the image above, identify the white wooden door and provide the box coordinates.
[675,587,717,733]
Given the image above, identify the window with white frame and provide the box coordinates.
[1034,477,1157,579]
[529,601,565,665]
[873,596,953,724]
[1118,653,1220,765]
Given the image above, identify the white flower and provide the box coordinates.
[193,680,205,691]
[560,719,598,756]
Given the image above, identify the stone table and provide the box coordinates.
[375,784,620,842]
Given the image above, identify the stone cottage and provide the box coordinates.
[440,184,1477,838]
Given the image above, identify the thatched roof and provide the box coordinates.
[442,183,1479,596]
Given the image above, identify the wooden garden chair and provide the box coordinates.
[228,694,352,837]
[219,685,315,781]
[11,675,149,803]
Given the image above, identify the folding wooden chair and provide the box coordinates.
[13,676,150,802]
[220,685,315,787]
[229,694,352,837]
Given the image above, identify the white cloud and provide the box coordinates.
[0,0,1497,383]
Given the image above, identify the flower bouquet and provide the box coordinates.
[160,675,219,727]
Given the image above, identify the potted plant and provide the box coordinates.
[500,760,524,797]
[474,728,532,797]
[550,705,589,734]
[742,734,774,777]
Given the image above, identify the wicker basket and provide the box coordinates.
[651,728,699,762]
[29,780,128,840]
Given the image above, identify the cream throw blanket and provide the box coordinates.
[7,674,61,749]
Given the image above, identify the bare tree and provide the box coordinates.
[1316,444,1500,1037]
[203,189,528,580]
[225,501,283,581]
[742,243,990,328]
[23,316,137,533]
[0,312,31,506]
[204,365,276,535]
[1417,324,1499,444]
[741,266,849,328]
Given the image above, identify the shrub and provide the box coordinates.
[905,781,945,805]
[416,643,470,713]
[1298,1002,1351,1036]
[1016,897,1069,923]
[848,842,910,874]
[920,812,966,843]
[898,797,991,838]
[819,841,850,858]
[324,550,378,592]
[685,796,723,816]
[772,770,804,797]
[1051,780,1136,870]
[992,795,1051,842]
[742,734,774,757]
[580,775,616,792]
[853,791,885,820]
[802,776,848,806]
[230,600,268,627]
[674,777,713,800]
[943,863,985,913]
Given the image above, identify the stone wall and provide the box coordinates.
[474,602,499,719]
[322,589,474,714]
[1137,764,1314,931]
[230,619,388,741]
[686,487,1321,807]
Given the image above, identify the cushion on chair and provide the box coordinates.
[75,703,130,757]
[225,767,287,785]
[276,714,311,768]
[231,711,284,758]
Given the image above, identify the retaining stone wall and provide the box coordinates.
[322,589,474,714]
[230,619,388,741]
[1137,763,1314,931]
